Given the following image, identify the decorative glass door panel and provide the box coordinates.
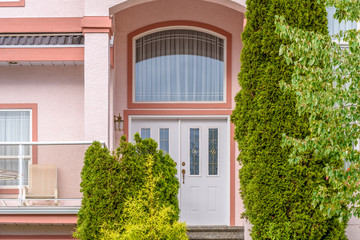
[180,119,227,225]
[130,118,228,225]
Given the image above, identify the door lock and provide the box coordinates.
[182,162,185,166]
[182,169,186,184]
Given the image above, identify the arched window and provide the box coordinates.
[133,28,225,102]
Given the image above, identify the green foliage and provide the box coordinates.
[115,134,180,221]
[100,155,188,240]
[74,141,122,240]
[276,0,360,223]
[74,134,180,239]
[231,0,347,238]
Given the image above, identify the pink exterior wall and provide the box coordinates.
[113,0,244,131]
[85,0,246,17]
[0,66,85,198]
[3,1,359,239]
[0,0,83,17]
[0,66,84,141]
[112,0,244,226]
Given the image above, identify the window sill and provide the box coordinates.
[128,101,232,109]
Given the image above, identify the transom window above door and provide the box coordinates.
[134,28,225,102]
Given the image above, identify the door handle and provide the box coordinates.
[182,169,186,184]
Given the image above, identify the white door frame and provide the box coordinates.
[128,115,230,226]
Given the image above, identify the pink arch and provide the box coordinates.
[109,0,246,15]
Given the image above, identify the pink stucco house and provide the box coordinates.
[0,0,358,239]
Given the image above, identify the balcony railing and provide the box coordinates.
[0,141,105,213]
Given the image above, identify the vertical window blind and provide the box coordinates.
[135,29,225,102]
[0,110,30,186]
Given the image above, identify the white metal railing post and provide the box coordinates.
[18,144,23,206]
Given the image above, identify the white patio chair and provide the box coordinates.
[23,164,58,206]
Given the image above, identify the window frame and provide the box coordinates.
[0,104,37,192]
[127,21,232,109]
[0,0,24,7]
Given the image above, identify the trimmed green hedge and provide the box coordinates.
[100,155,187,240]
[74,141,122,240]
[74,134,180,239]
[231,0,347,239]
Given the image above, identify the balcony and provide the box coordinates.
[0,141,104,214]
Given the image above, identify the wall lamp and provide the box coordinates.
[114,113,124,132]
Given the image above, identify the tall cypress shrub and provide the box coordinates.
[115,134,180,220]
[231,0,347,239]
[74,141,122,239]
[75,135,180,239]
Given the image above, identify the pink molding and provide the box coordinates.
[123,109,233,138]
[0,0,24,7]
[109,0,246,15]
[110,47,114,68]
[127,20,232,109]
[0,17,113,34]
[123,109,236,225]
[0,18,82,33]
[0,214,77,224]
[81,16,113,36]
[0,48,84,62]
[0,16,113,34]
[0,189,18,194]
[0,103,38,194]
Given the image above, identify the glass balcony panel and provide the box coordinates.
[0,142,100,212]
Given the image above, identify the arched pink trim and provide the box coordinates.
[109,0,246,15]
[127,20,232,109]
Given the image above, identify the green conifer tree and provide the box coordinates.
[100,155,188,240]
[74,141,122,240]
[74,135,180,239]
[231,0,347,238]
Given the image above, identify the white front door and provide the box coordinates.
[130,117,229,225]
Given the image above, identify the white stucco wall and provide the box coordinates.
[346,217,360,240]
[84,33,111,145]
[0,66,84,141]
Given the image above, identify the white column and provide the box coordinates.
[84,33,110,145]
